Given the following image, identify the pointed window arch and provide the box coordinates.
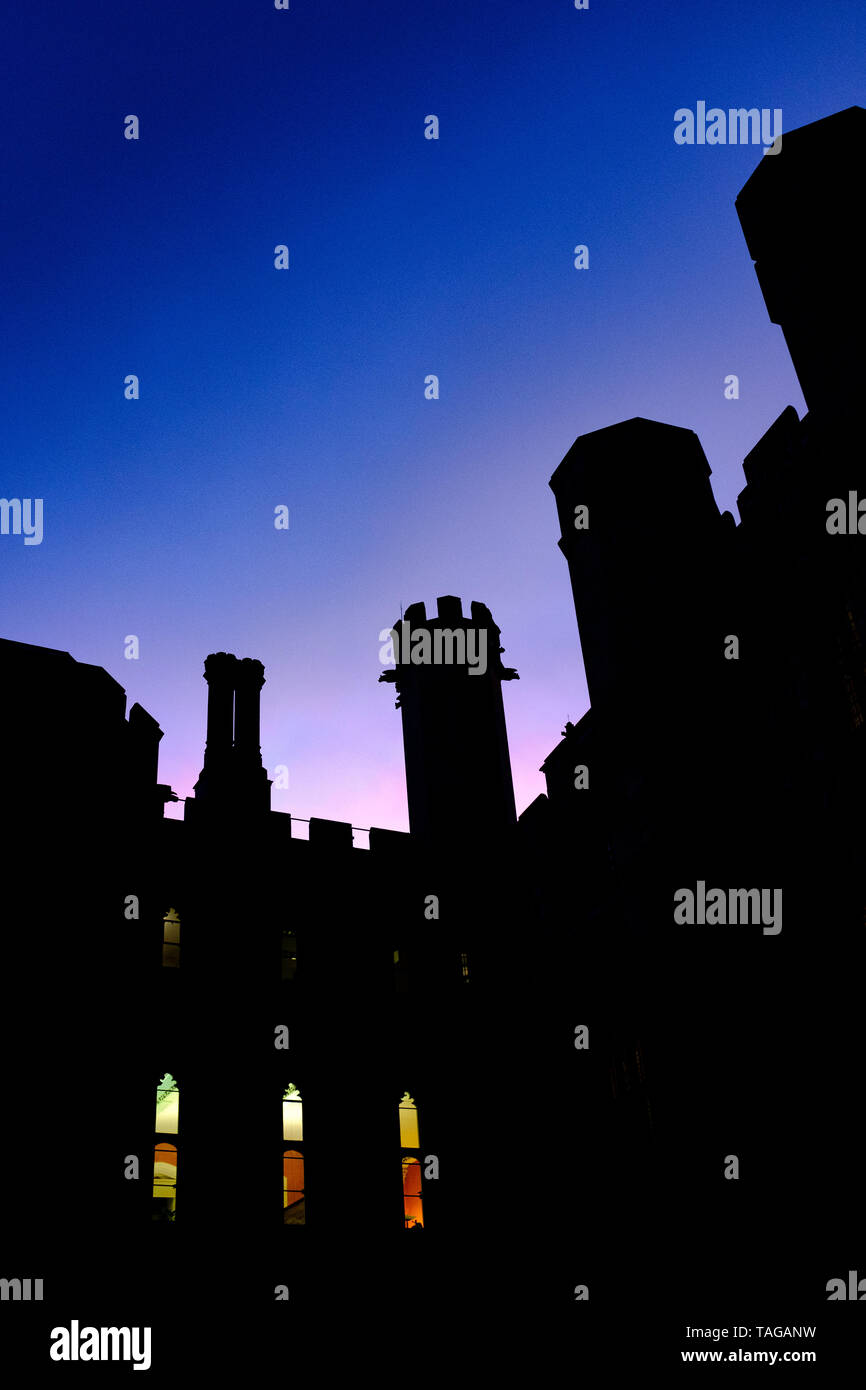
[153,1073,180,1220]
[399,1092,423,1228]
[402,1158,423,1228]
[155,1073,179,1133]
[282,1083,303,1141]
[398,1092,419,1148]
[282,1085,305,1224]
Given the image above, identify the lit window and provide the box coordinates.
[153,1073,179,1221]
[155,1073,179,1134]
[152,1143,177,1221]
[399,1092,423,1228]
[282,1084,303,1141]
[162,909,180,968]
[402,1158,423,1228]
[283,1150,305,1224]
[460,951,470,982]
[398,1092,419,1148]
[282,1085,304,1224]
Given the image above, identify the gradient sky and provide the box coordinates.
[2,0,862,835]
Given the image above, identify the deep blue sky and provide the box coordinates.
[2,1,862,833]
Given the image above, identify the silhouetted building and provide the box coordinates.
[2,105,864,1360]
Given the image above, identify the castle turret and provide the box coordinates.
[549,417,728,722]
[735,106,866,431]
[549,419,737,892]
[379,595,518,843]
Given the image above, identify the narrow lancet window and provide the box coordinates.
[282,1084,305,1223]
[399,1092,423,1228]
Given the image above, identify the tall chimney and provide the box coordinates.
[198,652,236,788]
[233,657,271,813]
[190,652,271,817]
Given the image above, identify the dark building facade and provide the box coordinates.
[2,107,864,1368]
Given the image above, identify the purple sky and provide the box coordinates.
[3,0,857,835]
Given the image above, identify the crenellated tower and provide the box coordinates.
[379,595,518,843]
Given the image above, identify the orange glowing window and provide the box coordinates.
[282,1085,305,1224]
[399,1092,423,1229]
[402,1157,423,1228]
[153,1143,177,1221]
[283,1149,305,1223]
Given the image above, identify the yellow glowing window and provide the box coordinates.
[162,909,180,968]
[283,1149,305,1224]
[399,1092,419,1148]
[155,1074,179,1134]
[153,1143,177,1221]
[283,1084,303,1141]
[402,1157,423,1228]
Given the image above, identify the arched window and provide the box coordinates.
[402,1158,423,1228]
[282,1083,303,1141]
[398,1092,419,1148]
[282,1085,305,1224]
[162,909,180,968]
[399,1092,423,1228]
[155,1073,179,1133]
[153,1074,179,1220]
